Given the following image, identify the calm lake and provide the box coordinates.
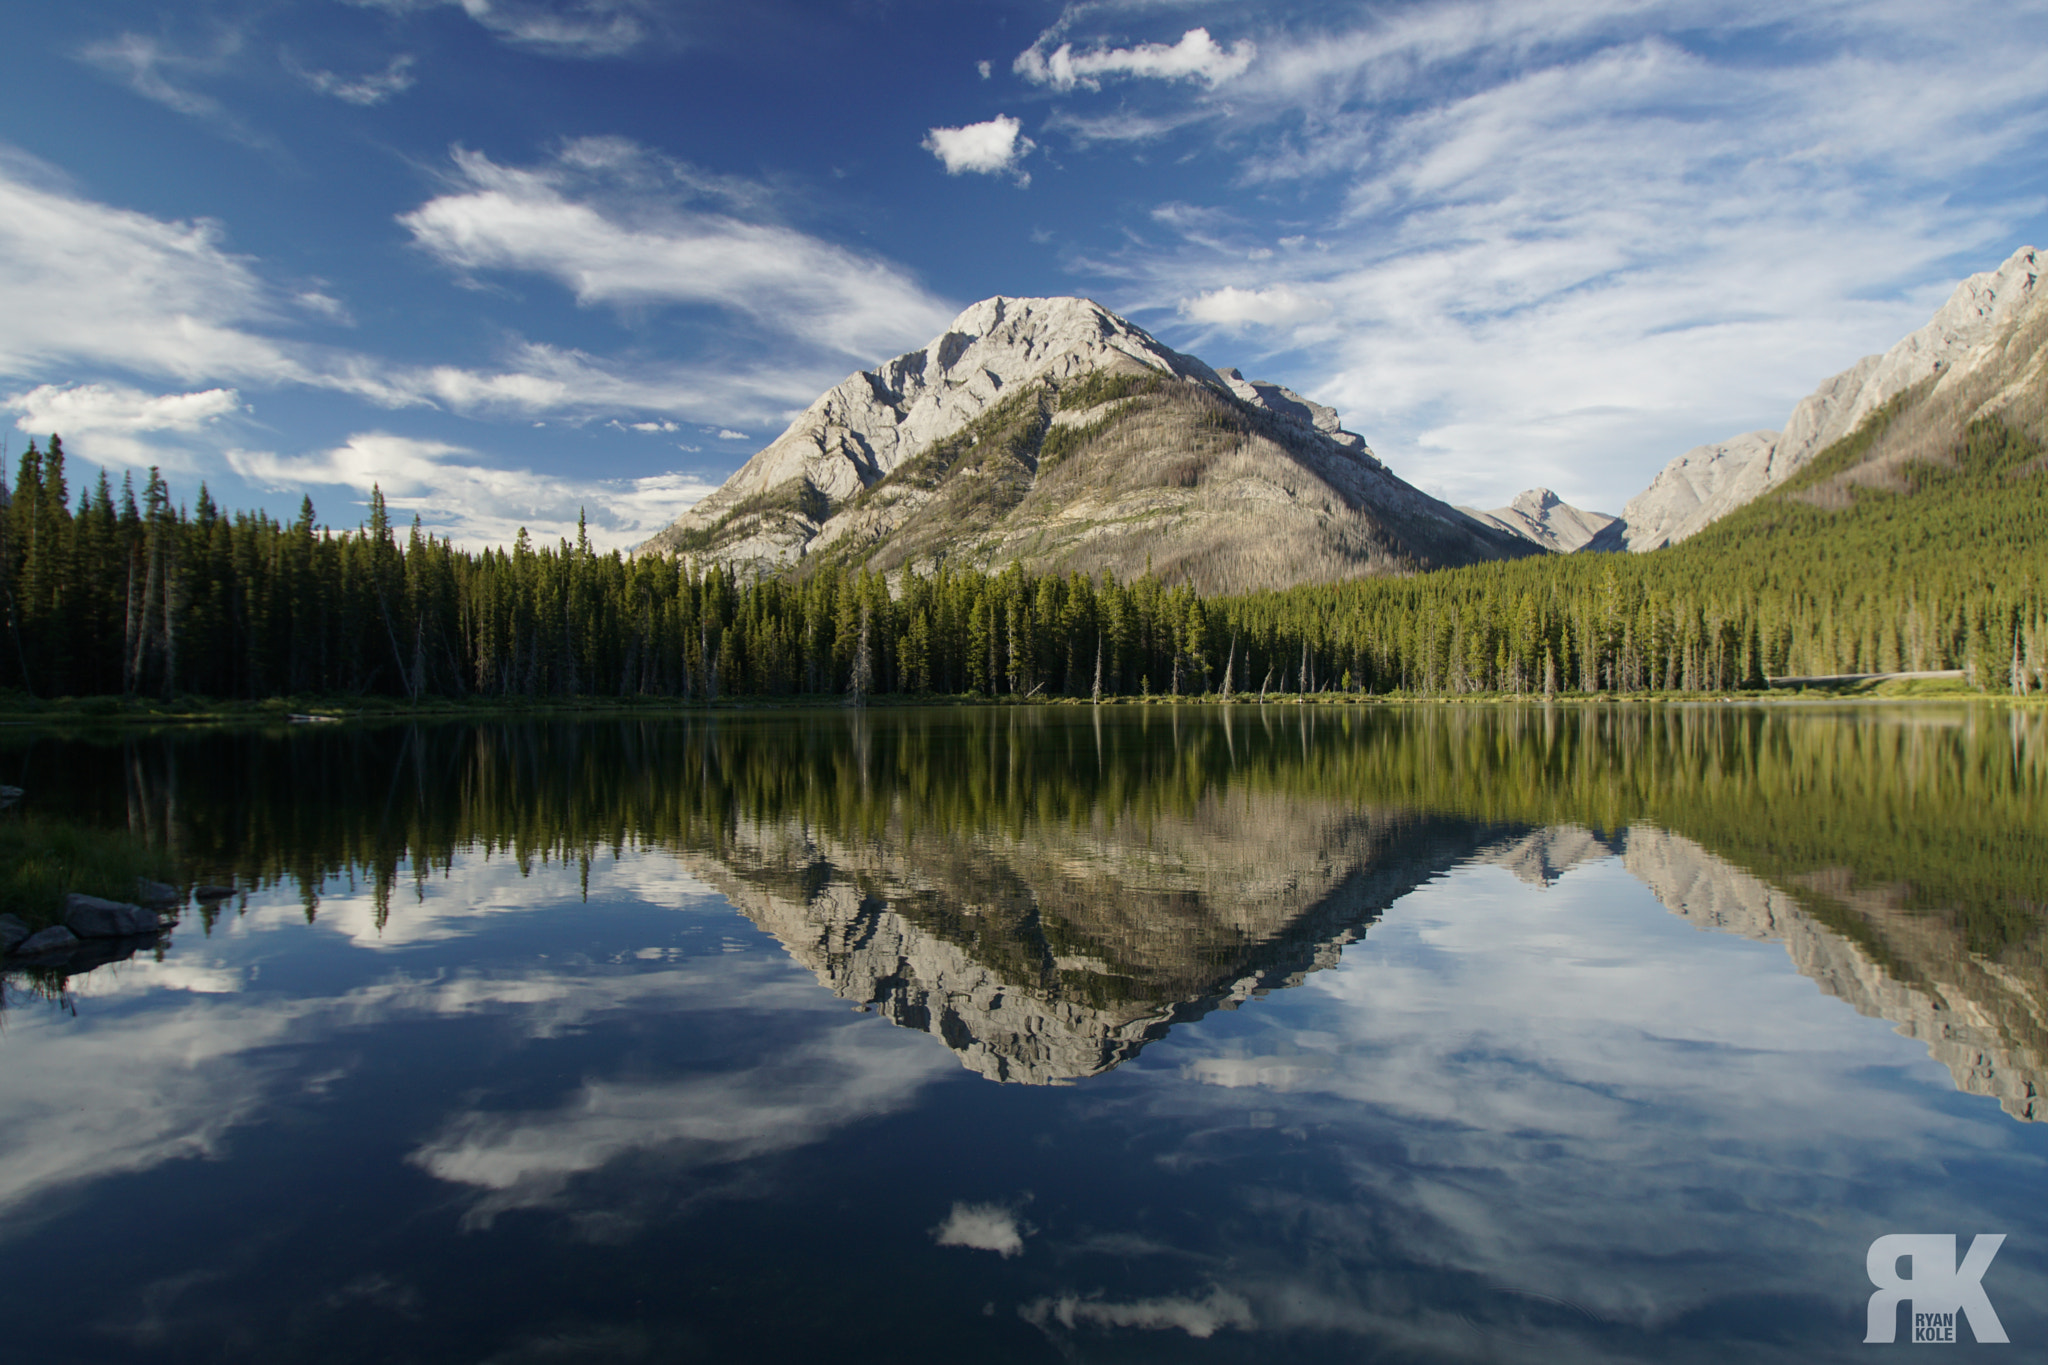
[1,703,2043,1362]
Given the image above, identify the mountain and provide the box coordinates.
[1610,244,2046,550]
[1457,487,1618,553]
[1621,826,2043,1122]
[676,792,1488,1084]
[638,296,1536,594]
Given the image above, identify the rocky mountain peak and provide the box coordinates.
[1613,243,2045,551]
[631,292,1519,589]
[1458,487,1617,554]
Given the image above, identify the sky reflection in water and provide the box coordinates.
[0,705,2042,1362]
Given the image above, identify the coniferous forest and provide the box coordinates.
[2,414,2043,706]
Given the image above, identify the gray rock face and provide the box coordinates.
[63,893,162,939]
[14,925,80,956]
[1458,488,1619,554]
[641,297,1242,566]
[1616,244,2044,550]
[1623,826,2045,1122]
[1215,368,1368,453]
[634,294,1523,589]
[1477,824,1622,885]
[0,914,31,954]
[675,790,1484,1084]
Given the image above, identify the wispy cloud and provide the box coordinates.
[296,53,417,106]
[1068,2,2048,508]
[400,140,956,361]
[78,31,231,119]
[0,149,307,389]
[227,431,723,549]
[1021,1286,1255,1338]
[409,1024,952,1223]
[356,0,656,58]
[1180,284,1332,330]
[7,383,241,473]
[76,29,272,145]
[0,147,839,447]
[1016,26,1255,93]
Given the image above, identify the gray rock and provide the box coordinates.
[195,884,236,901]
[1457,488,1620,554]
[0,784,20,809]
[134,877,182,907]
[0,914,31,954]
[14,925,80,956]
[636,295,1383,576]
[64,893,162,938]
[1617,244,2044,549]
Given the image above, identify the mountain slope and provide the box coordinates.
[1458,488,1617,552]
[638,296,1536,594]
[1616,245,2045,549]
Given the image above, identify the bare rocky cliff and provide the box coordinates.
[1612,244,2046,550]
[638,295,1533,593]
[1622,826,2045,1121]
[1457,488,1618,554]
[675,793,1503,1084]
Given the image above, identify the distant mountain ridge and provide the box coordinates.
[639,296,1535,594]
[1457,487,1617,553]
[1609,244,2046,550]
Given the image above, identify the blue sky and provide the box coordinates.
[2,0,2044,548]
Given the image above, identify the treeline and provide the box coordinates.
[14,705,2044,958]
[1,416,2043,703]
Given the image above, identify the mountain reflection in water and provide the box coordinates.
[5,703,2044,1112]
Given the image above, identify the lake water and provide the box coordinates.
[1,703,2043,1362]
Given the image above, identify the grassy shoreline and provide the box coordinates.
[0,815,180,933]
[0,675,2034,728]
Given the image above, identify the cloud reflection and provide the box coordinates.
[408,1022,952,1226]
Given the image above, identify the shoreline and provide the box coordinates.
[0,681,2036,729]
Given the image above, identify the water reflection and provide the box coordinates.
[1,704,2044,1360]
[5,704,2044,1114]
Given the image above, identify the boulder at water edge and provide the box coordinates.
[14,925,80,956]
[64,894,162,938]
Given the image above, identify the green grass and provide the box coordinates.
[0,814,180,930]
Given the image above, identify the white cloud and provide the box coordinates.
[409,1026,952,1223]
[78,32,233,121]
[357,0,653,58]
[1015,27,1255,93]
[1046,105,1211,147]
[0,149,844,452]
[977,59,992,80]
[1096,3,2048,508]
[7,383,241,472]
[1180,284,1334,330]
[400,141,955,361]
[932,1202,1027,1256]
[227,432,721,549]
[1021,1286,1255,1338]
[0,150,316,391]
[298,54,417,106]
[716,428,748,440]
[922,116,1035,184]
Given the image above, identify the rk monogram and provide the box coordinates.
[1865,1234,2008,1345]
